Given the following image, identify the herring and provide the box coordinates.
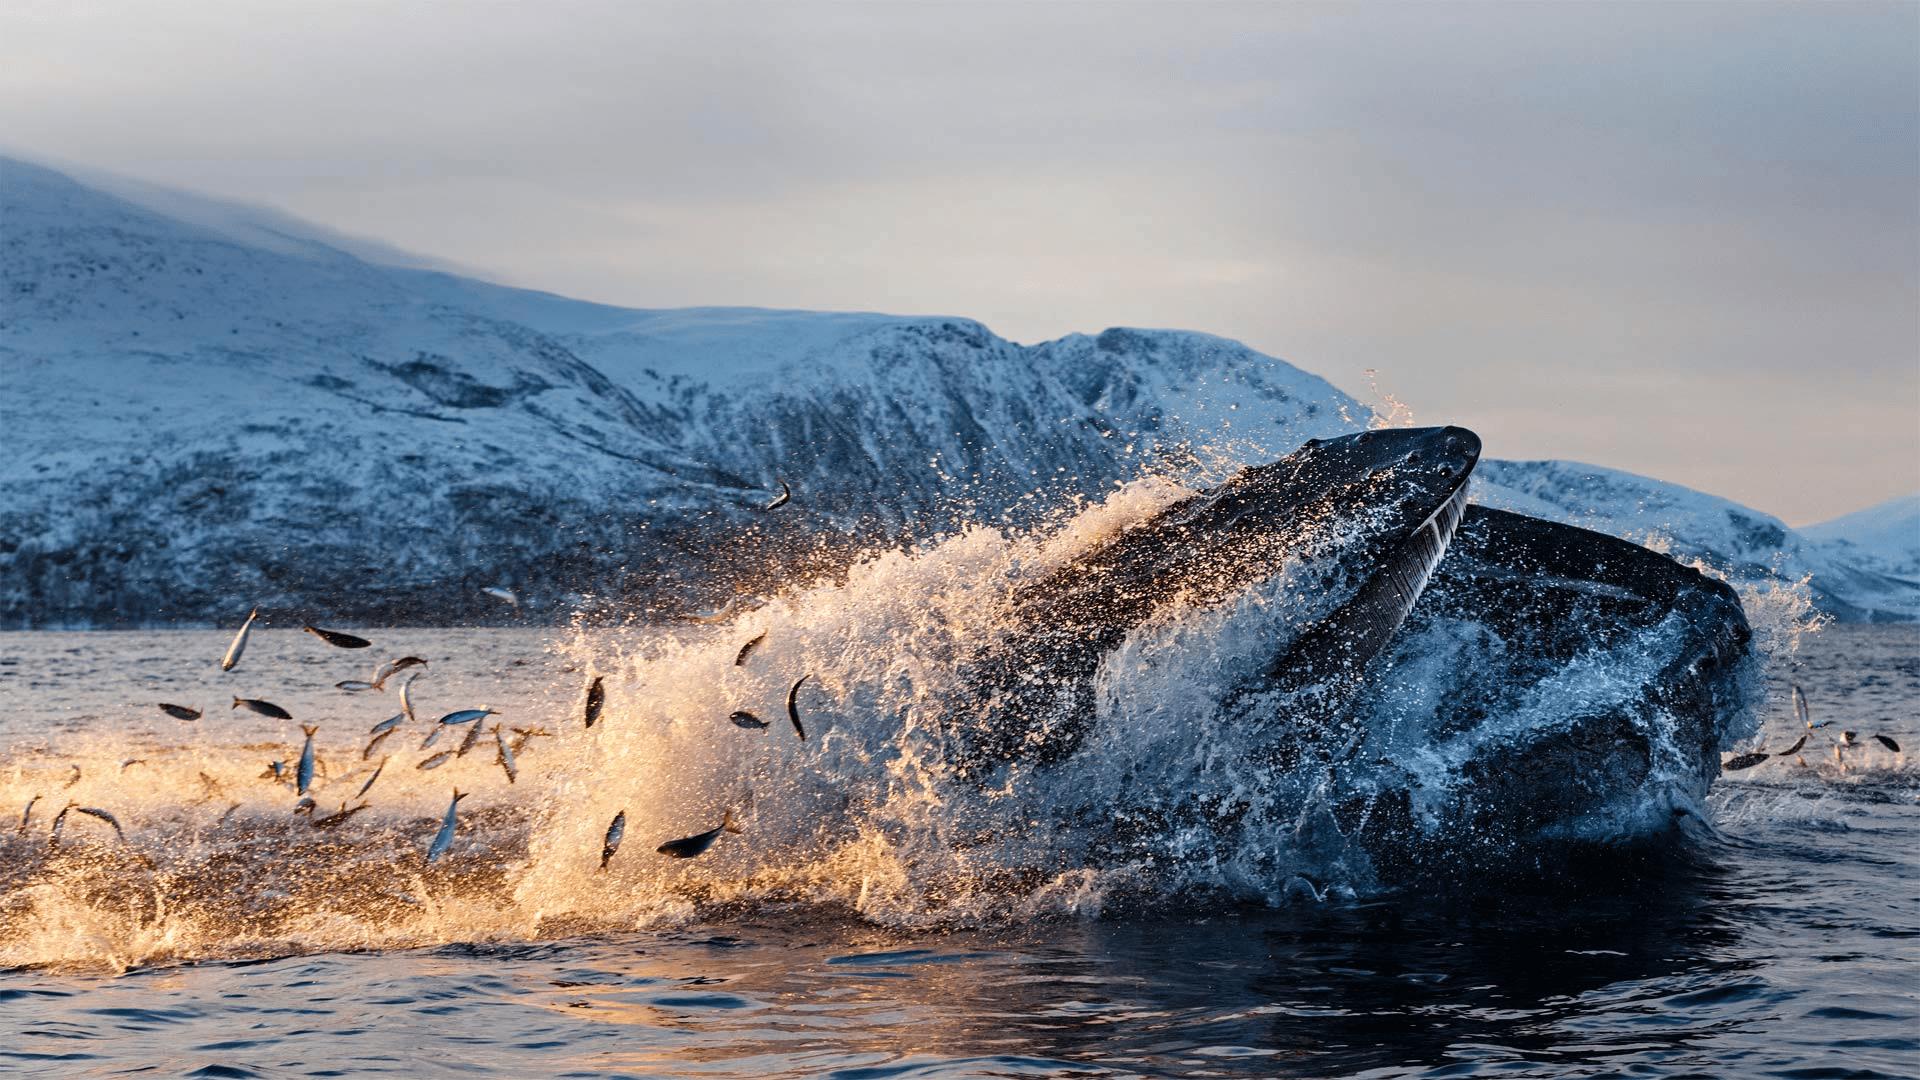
[370,713,405,736]
[158,703,202,721]
[356,757,389,799]
[304,625,373,649]
[399,673,420,724]
[437,708,496,726]
[729,710,770,730]
[293,796,317,816]
[364,727,395,760]
[1874,734,1902,752]
[18,794,40,835]
[600,810,626,870]
[335,680,376,692]
[1723,751,1770,771]
[493,724,518,784]
[482,586,519,606]
[786,674,811,740]
[583,676,604,729]
[297,724,319,795]
[372,656,428,689]
[417,750,455,771]
[455,715,486,757]
[656,809,741,859]
[233,696,293,720]
[419,723,446,751]
[426,789,466,865]
[763,479,791,511]
[734,632,767,667]
[1776,734,1808,757]
[312,802,369,830]
[221,607,258,672]
[73,806,126,842]
[261,760,287,784]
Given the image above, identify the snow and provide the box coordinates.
[2,154,1912,625]
[1801,494,1920,579]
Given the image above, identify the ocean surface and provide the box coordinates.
[0,622,1913,1079]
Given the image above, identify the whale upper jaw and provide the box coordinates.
[954,426,1485,774]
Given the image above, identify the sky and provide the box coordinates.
[1,1,1915,525]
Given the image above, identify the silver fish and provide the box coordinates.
[656,809,741,859]
[356,757,389,799]
[73,806,125,841]
[729,710,770,730]
[482,586,519,606]
[261,760,287,783]
[494,724,518,784]
[456,716,486,758]
[786,674,810,740]
[419,723,446,752]
[763,479,791,511]
[370,713,405,737]
[1776,734,1808,757]
[336,680,376,692]
[426,789,466,864]
[583,676,604,729]
[1874,734,1902,753]
[734,632,767,667]
[63,764,80,789]
[297,724,319,795]
[364,728,394,761]
[438,708,495,726]
[158,703,202,721]
[417,750,455,771]
[47,804,71,847]
[600,810,626,870]
[293,797,317,816]
[18,794,41,835]
[400,674,420,724]
[221,607,258,672]
[372,656,428,690]
[1793,684,1812,728]
[233,696,293,720]
[304,625,372,649]
[313,801,369,830]
[120,759,146,771]
[1723,751,1770,771]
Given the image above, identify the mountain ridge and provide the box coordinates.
[3,155,1911,625]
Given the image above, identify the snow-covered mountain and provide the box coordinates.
[1802,496,1920,579]
[2,156,1911,625]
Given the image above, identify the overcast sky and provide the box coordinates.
[3,1,1914,524]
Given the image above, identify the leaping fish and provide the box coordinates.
[600,810,626,870]
[304,625,372,650]
[221,607,258,672]
[73,806,126,842]
[729,710,770,730]
[1722,751,1770,771]
[438,708,495,726]
[1873,734,1902,753]
[455,715,486,758]
[18,795,41,835]
[372,656,428,690]
[158,703,202,721]
[356,757,389,799]
[786,674,810,740]
[493,724,518,784]
[335,680,376,693]
[312,802,369,830]
[762,479,791,511]
[297,724,319,795]
[583,676,604,729]
[482,586,519,606]
[426,789,466,864]
[734,632,767,667]
[1776,734,1808,757]
[233,697,293,720]
[399,674,421,724]
[656,809,741,859]
[417,750,455,771]
[370,713,405,737]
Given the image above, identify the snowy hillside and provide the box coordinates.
[1475,463,1919,622]
[2,156,1911,625]
[1802,495,1920,579]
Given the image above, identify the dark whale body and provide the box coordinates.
[949,427,1758,880]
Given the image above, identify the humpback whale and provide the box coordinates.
[939,426,1757,880]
